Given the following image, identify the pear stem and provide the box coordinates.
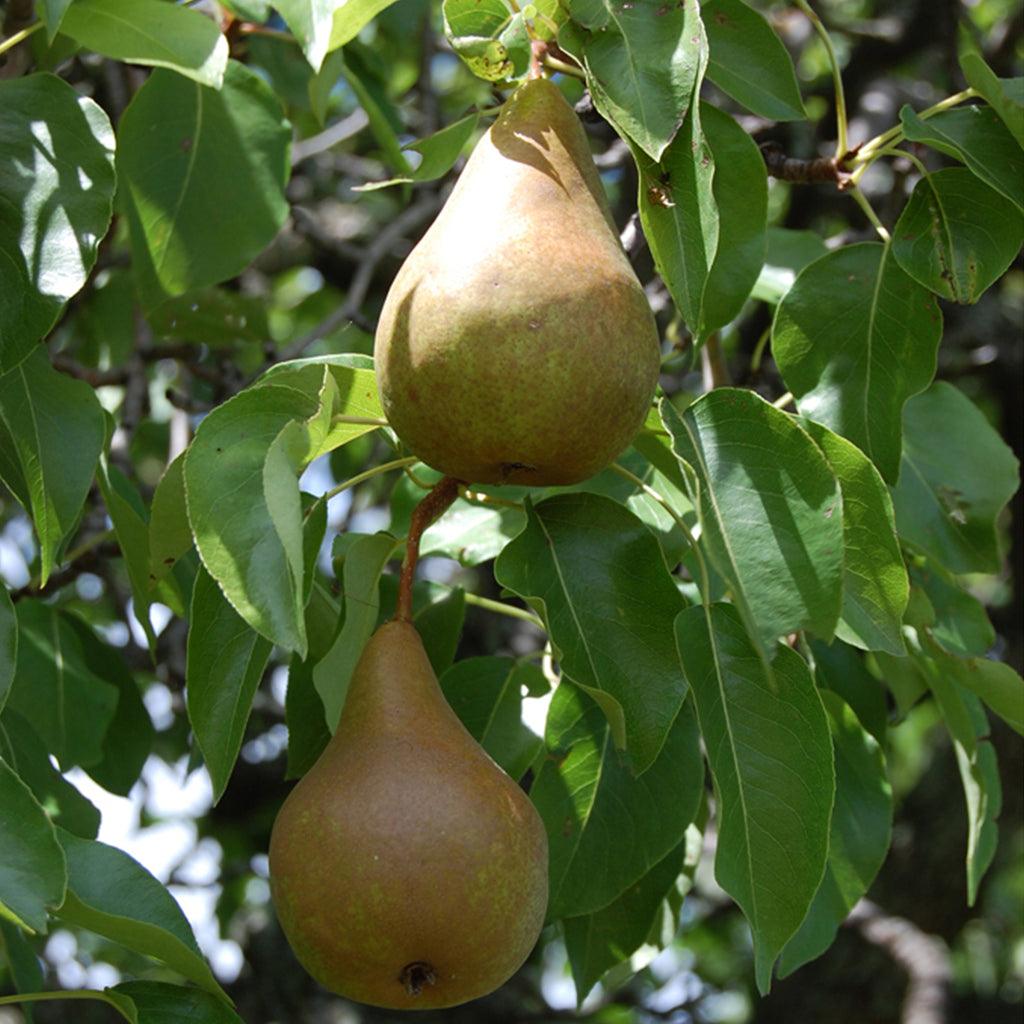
[396,476,462,621]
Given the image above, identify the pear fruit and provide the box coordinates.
[375,77,660,486]
[269,620,549,1009]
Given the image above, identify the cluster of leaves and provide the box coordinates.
[0,0,1022,1020]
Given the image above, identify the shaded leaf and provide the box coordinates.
[751,227,828,305]
[531,682,703,919]
[772,242,942,483]
[662,389,844,658]
[703,0,805,121]
[811,639,888,746]
[495,493,688,774]
[0,758,66,932]
[0,350,106,584]
[958,30,1024,147]
[909,559,994,658]
[0,586,14,711]
[118,61,290,307]
[187,568,273,802]
[112,981,243,1024]
[149,454,192,587]
[676,603,833,992]
[892,382,1019,574]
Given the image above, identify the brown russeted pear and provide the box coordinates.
[374,77,660,486]
[269,620,549,1010]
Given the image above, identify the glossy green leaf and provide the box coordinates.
[900,104,1023,211]
[313,532,399,730]
[958,30,1024,147]
[0,350,106,583]
[802,420,908,655]
[440,657,543,780]
[495,493,688,774]
[0,586,14,711]
[184,365,324,656]
[773,242,942,483]
[149,453,192,587]
[0,73,116,371]
[946,654,1023,738]
[676,603,833,993]
[356,113,481,191]
[662,390,844,658]
[118,61,290,307]
[62,613,154,798]
[7,600,118,770]
[892,168,1024,304]
[187,568,273,803]
[560,0,705,160]
[778,691,892,976]
[276,0,339,71]
[909,559,994,658]
[330,0,402,50]
[0,758,66,932]
[702,0,805,120]
[55,830,227,998]
[59,0,229,87]
[892,382,1019,574]
[751,228,828,305]
[0,709,100,839]
[531,681,703,919]
[112,982,243,1024]
[811,640,888,745]
[564,839,687,1003]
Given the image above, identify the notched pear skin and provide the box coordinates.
[269,620,549,1010]
[375,77,660,486]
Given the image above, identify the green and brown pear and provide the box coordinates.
[374,77,660,486]
[269,620,549,1010]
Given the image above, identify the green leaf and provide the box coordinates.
[531,681,703,919]
[946,654,1023,738]
[0,73,116,371]
[112,982,243,1024]
[772,242,942,483]
[495,493,688,774]
[0,350,106,583]
[560,0,705,160]
[802,420,908,656]
[778,691,892,976]
[892,382,1019,574]
[355,113,481,191]
[900,104,1023,212]
[700,104,768,335]
[0,917,44,1020]
[276,0,339,71]
[918,664,1000,903]
[811,640,888,746]
[0,709,100,838]
[329,0,401,50]
[37,0,76,40]
[702,0,806,121]
[751,228,828,305]
[59,0,229,87]
[442,0,531,82]
[0,757,66,932]
[187,568,274,803]
[184,366,324,655]
[149,453,193,587]
[958,29,1024,147]
[0,586,15,711]
[676,603,834,993]
[440,657,543,780]
[118,61,290,307]
[313,532,399,729]
[661,390,844,658]
[7,600,118,770]
[147,289,271,351]
[55,830,227,999]
[564,838,688,1003]
[892,168,1024,304]
[909,559,994,657]
[413,587,466,676]
[63,613,154,797]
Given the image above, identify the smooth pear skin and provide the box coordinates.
[269,621,549,1010]
[374,77,660,486]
